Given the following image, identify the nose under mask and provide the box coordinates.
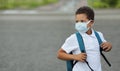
[75,20,91,33]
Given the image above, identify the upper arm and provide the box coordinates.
[97,32,107,42]
[58,48,66,53]
[61,34,77,53]
[57,48,68,60]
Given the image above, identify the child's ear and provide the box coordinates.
[91,20,94,24]
[90,20,94,27]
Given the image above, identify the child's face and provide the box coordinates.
[75,14,94,28]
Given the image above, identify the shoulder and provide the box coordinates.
[65,33,76,42]
[96,31,104,36]
[95,31,107,42]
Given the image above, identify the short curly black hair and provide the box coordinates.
[75,6,94,20]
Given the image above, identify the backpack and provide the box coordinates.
[66,31,111,71]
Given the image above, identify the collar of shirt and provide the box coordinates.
[79,29,96,38]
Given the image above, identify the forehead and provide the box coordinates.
[75,14,88,20]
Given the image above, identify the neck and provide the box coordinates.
[86,28,92,35]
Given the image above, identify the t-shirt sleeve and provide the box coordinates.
[61,34,77,53]
[97,32,107,42]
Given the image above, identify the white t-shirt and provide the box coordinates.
[61,29,106,71]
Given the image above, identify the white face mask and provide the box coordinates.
[75,20,91,33]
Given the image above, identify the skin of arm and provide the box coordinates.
[57,48,87,62]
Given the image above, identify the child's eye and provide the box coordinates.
[81,20,84,22]
[76,20,79,23]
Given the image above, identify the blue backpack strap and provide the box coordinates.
[94,31,111,67]
[66,32,86,71]
[94,31,103,51]
[66,52,73,71]
[94,31,102,44]
[76,32,94,71]
[76,32,86,53]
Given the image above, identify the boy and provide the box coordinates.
[57,6,112,71]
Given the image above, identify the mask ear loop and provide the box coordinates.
[86,20,92,29]
[87,20,92,24]
[87,20,94,28]
[91,20,94,27]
